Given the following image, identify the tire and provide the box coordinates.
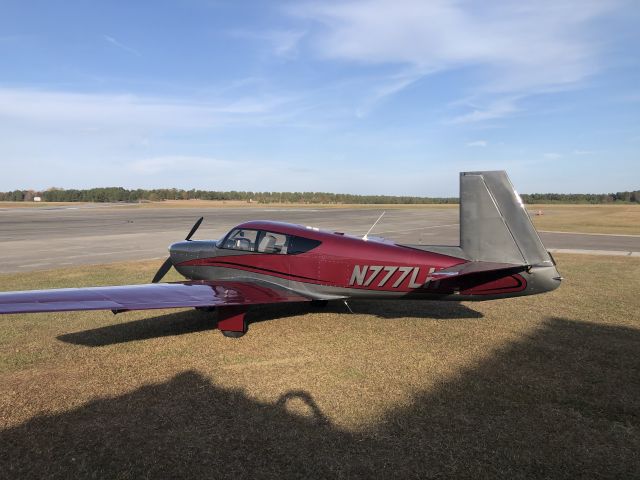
[221,330,246,338]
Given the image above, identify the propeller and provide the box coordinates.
[151,257,174,284]
[185,216,204,241]
[151,216,204,283]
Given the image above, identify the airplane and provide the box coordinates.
[0,171,562,338]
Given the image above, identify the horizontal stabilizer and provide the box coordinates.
[430,261,526,280]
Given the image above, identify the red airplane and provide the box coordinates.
[0,171,561,337]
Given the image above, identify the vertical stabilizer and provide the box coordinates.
[460,171,552,266]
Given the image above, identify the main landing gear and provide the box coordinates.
[216,306,248,338]
[201,300,329,338]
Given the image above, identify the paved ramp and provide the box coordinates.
[0,206,637,273]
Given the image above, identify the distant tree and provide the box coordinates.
[2,186,639,204]
[616,191,632,202]
[10,190,24,201]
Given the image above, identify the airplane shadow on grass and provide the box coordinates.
[5,318,640,479]
[58,300,483,347]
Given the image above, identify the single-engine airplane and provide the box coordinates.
[0,171,561,337]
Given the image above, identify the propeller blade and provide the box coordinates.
[185,216,204,241]
[152,257,173,283]
[152,216,202,283]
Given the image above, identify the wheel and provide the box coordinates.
[310,300,329,308]
[217,307,248,338]
[221,330,246,338]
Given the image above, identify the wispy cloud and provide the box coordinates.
[448,97,519,124]
[617,92,640,102]
[467,140,487,147]
[543,152,563,159]
[0,87,295,130]
[126,155,428,194]
[355,68,429,116]
[103,35,141,57]
[128,156,232,175]
[0,86,330,191]
[290,0,620,122]
[572,149,596,155]
[270,30,306,57]
[228,29,306,58]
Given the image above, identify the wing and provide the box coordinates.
[0,280,311,315]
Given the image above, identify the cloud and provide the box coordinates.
[103,35,141,57]
[355,68,428,116]
[618,92,640,102]
[124,155,428,194]
[291,0,619,121]
[0,88,307,190]
[228,29,306,58]
[128,156,233,175]
[269,30,306,57]
[543,152,563,159]
[0,87,294,131]
[572,149,596,155]
[447,97,519,124]
[467,140,487,147]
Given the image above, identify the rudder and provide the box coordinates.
[460,171,552,266]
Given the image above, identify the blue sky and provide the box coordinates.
[0,0,638,195]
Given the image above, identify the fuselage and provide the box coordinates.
[169,221,560,302]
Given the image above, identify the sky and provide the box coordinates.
[0,0,638,196]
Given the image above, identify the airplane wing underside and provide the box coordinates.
[0,280,311,315]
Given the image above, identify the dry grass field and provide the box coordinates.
[529,204,640,235]
[1,253,639,478]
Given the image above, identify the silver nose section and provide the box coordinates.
[169,240,208,265]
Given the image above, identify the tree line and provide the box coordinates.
[0,187,638,204]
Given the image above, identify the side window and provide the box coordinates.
[288,236,322,255]
[256,231,289,254]
[223,229,259,251]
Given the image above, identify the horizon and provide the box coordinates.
[2,185,638,199]
[1,1,639,196]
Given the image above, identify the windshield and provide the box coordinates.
[221,228,321,255]
[222,229,259,251]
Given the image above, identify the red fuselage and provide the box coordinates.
[172,221,530,299]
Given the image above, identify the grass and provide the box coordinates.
[0,254,639,478]
[528,204,640,235]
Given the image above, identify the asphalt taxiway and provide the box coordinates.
[0,205,638,273]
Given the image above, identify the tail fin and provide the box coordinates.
[460,171,552,266]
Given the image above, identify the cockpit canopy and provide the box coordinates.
[221,228,321,255]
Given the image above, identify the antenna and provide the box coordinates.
[363,211,385,241]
